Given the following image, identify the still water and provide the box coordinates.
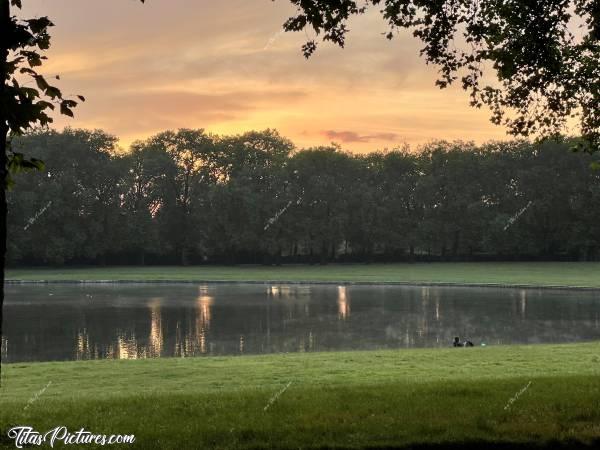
[3,284,600,362]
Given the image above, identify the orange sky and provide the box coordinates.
[21,0,510,152]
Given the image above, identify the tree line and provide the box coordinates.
[7,128,600,266]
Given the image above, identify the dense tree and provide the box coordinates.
[287,147,357,264]
[7,129,600,265]
[120,142,174,265]
[136,129,220,265]
[415,142,488,257]
[209,130,294,263]
[366,150,420,259]
[280,0,600,153]
[8,129,123,264]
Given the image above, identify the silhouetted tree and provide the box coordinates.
[136,129,220,265]
[209,130,294,263]
[7,130,600,265]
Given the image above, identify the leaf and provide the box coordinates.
[34,75,49,91]
[5,177,16,191]
[36,100,55,111]
[27,17,53,34]
[21,87,40,99]
[20,67,37,76]
[7,152,45,177]
[21,51,43,67]
[46,86,62,99]
[60,102,74,117]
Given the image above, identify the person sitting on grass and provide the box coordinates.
[453,336,474,347]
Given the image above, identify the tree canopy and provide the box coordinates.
[280,0,600,152]
[9,128,600,265]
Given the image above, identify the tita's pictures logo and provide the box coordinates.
[7,426,135,448]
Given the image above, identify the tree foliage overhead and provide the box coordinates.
[1,0,86,187]
[280,0,600,152]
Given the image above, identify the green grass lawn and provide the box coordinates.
[1,343,600,449]
[6,262,600,288]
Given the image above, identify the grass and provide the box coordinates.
[1,342,600,449]
[6,262,600,288]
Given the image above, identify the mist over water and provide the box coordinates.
[3,284,600,363]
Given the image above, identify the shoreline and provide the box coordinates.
[8,263,600,290]
[6,278,600,291]
[3,340,600,367]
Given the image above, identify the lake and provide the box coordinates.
[3,284,600,362]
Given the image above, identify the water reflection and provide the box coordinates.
[116,335,139,360]
[268,285,293,297]
[520,290,527,319]
[196,293,213,354]
[76,328,90,360]
[149,298,163,357]
[3,284,600,363]
[337,286,350,319]
[1,335,7,360]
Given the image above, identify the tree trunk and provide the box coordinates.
[452,230,460,257]
[180,247,188,266]
[0,0,10,386]
[320,240,328,265]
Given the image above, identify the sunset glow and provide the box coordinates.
[21,0,509,152]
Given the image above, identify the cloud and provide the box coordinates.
[21,0,508,152]
[74,88,308,139]
[322,130,399,143]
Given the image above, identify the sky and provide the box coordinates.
[20,0,510,153]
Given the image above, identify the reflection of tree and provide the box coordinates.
[519,290,527,319]
[148,298,163,357]
[192,294,213,355]
[4,285,600,362]
[173,293,215,357]
[76,328,92,360]
[197,295,213,330]
[115,335,140,360]
[337,286,350,320]
[0,335,7,360]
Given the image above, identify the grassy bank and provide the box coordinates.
[6,262,600,288]
[1,342,600,449]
